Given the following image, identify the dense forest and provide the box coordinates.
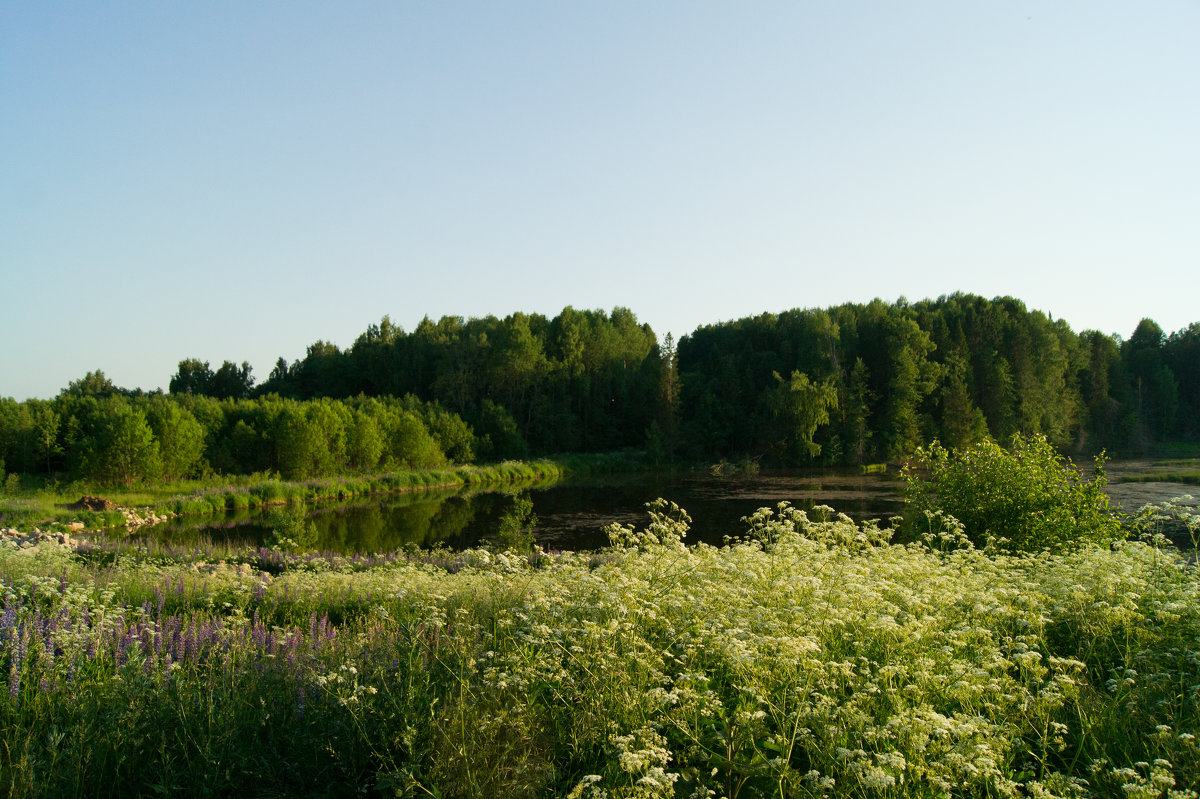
[1,295,1197,485]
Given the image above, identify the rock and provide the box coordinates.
[67,522,85,532]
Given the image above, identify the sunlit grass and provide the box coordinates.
[0,455,644,533]
[1,500,1197,797]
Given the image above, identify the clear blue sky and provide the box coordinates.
[3,2,1197,400]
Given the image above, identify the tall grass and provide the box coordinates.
[2,502,1197,797]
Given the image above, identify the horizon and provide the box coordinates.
[4,2,1198,400]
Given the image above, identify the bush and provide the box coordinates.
[902,433,1125,551]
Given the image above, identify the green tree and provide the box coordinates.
[169,359,214,395]
[347,410,384,471]
[937,352,989,449]
[274,404,322,480]
[385,410,445,470]
[767,370,839,463]
[471,400,528,461]
[209,360,255,400]
[652,332,681,463]
[62,370,118,398]
[76,399,162,487]
[1165,323,1200,441]
[841,358,875,465]
[29,402,62,474]
[1121,319,1179,447]
[145,397,205,481]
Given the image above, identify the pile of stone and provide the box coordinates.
[0,497,175,553]
[66,495,173,529]
[1,526,77,550]
[122,507,171,529]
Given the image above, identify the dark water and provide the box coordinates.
[139,469,906,554]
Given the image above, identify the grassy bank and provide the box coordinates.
[1113,459,1200,486]
[0,452,645,532]
[1,503,1197,797]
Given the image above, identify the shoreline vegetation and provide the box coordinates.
[0,453,646,536]
[3,296,1200,502]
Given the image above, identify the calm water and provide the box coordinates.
[140,469,907,554]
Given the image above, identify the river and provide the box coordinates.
[136,460,1198,554]
[139,468,906,554]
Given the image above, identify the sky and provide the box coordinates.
[2,2,1197,400]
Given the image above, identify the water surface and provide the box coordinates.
[141,469,906,554]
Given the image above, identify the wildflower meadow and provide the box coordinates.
[1,494,1198,798]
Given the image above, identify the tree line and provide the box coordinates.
[0,377,476,486]
[1,295,1197,486]
[677,294,1198,464]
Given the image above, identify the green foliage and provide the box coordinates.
[6,297,1200,486]
[60,369,118,398]
[74,399,162,487]
[144,396,205,481]
[266,505,318,551]
[767,370,839,463]
[168,358,214,395]
[494,492,537,552]
[384,409,445,470]
[2,505,1198,796]
[902,433,1125,551]
[472,399,528,461]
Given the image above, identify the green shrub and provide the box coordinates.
[494,492,537,552]
[251,480,288,504]
[902,433,1125,551]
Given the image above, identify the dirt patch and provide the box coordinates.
[68,496,119,512]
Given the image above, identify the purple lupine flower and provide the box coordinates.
[1,601,17,636]
[185,620,199,662]
[16,622,28,668]
[196,619,211,662]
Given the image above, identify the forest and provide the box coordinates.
[1,294,1197,486]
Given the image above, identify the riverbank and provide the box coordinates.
[0,452,647,536]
